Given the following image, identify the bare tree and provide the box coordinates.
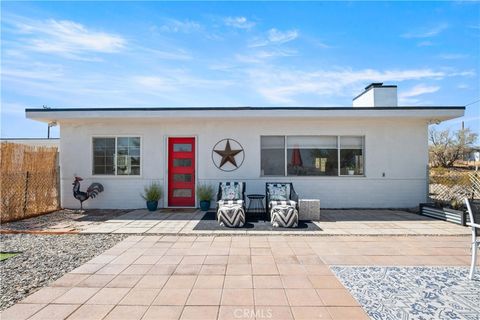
[429,127,478,167]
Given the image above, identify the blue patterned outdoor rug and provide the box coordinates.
[331,266,480,320]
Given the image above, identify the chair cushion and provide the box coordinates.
[218,199,244,206]
[220,183,242,200]
[271,205,298,228]
[268,200,296,209]
[217,204,245,228]
[267,183,290,201]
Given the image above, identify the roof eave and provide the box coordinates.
[25,106,465,123]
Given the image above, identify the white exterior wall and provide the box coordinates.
[59,118,428,209]
[353,87,397,107]
[352,90,375,107]
[374,87,398,107]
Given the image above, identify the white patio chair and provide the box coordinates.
[464,198,480,280]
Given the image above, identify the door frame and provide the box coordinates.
[165,135,198,208]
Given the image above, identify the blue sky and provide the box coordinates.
[1,1,479,138]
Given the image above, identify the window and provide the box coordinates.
[261,136,285,176]
[339,136,364,176]
[173,143,192,152]
[93,138,115,175]
[173,159,192,167]
[117,137,141,175]
[92,137,141,175]
[261,135,364,177]
[287,136,338,176]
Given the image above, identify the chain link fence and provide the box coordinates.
[428,168,480,208]
[0,143,60,222]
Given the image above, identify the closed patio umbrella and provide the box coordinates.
[291,147,303,167]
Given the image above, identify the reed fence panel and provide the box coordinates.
[1,143,60,222]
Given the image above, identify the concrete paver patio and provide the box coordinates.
[78,209,469,236]
[1,209,470,236]
[2,234,477,320]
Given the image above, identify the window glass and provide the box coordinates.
[287,136,337,149]
[173,143,192,152]
[93,137,140,176]
[339,136,364,175]
[173,189,192,197]
[92,138,115,175]
[117,137,141,175]
[287,136,338,176]
[174,158,192,167]
[261,136,285,176]
[260,135,364,177]
[174,174,192,182]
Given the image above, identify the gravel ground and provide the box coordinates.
[0,233,127,310]
[0,209,132,232]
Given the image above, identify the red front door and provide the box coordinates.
[168,137,195,207]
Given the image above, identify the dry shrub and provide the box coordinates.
[429,167,480,208]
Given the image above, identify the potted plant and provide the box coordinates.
[141,182,163,211]
[347,166,355,175]
[197,183,215,211]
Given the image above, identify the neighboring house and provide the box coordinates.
[0,138,60,150]
[26,83,464,209]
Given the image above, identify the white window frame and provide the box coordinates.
[91,136,142,177]
[259,136,286,177]
[338,136,365,177]
[260,135,365,177]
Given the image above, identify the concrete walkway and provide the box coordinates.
[1,235,477,320]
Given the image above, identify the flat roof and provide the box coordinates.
[25,106,465,123]
[26,106,464,112]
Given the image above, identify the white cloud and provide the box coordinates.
[224,16,255,29]
[1,63,65,81]
[5,16,126,59]
[132,71,233,93]
[448,70,476,77]
[245,67,458,104]
[268,28,298,44]
[135,46,192,61]
[249,28,299,47]
[399,84,440,99]
[402,23,448,38]
[159,19,202,33]
[235,48,297,63]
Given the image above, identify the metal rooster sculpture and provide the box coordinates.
[72,177,104,210]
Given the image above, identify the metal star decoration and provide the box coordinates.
[213,139,243,168]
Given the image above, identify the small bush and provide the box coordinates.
[141,182,163,201]
[197,183,215,201]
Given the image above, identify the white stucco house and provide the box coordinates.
[26,83,464,210]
